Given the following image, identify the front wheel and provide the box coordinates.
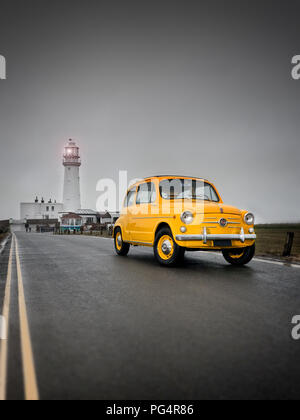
[222,244,255,266]
[154,228,185,267]
[114,228,130,256]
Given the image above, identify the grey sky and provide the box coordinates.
[0,0,299,222]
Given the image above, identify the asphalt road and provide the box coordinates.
[0,232,300,400]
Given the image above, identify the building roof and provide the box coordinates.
[61,213,82,219]
[98,212,112,218]
[76,209,97,215]
[21,202,63,205]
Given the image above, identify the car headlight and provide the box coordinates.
[180,211,194,225]
[244,212,255,225]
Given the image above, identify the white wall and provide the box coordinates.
[20,202,63,220]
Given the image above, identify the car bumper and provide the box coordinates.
[176,227,256,244]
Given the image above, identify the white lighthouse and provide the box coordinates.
[63,139,81,213]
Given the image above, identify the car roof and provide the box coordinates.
[127,175,212,190]
[143,175,209,181]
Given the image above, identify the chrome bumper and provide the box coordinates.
[176,227,256,244]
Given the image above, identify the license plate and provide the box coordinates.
[213,240,232,247]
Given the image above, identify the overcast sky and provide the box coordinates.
[0,0,299,222]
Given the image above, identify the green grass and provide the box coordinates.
[255,224,300,259]
[0,232,9,243]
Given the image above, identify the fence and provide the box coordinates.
[255,225,300,258]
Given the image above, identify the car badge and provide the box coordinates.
[219,218,228,227]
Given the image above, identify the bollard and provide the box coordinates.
[283,232,294,257]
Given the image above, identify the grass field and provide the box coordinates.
[255,224,300,261]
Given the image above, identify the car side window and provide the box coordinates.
[124,188,136,207]
[136,182,156,205]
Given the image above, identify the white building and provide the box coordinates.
[20,198,63,220]
[76,209,98,226]
[63,139,81,213]
[98,211,120,225]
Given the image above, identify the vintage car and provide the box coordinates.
[113,176,256,266]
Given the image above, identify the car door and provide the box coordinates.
[131,181,157,244]
[122,186,137,241]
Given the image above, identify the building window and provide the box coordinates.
[46,206,49,212]
[52,206,55,212]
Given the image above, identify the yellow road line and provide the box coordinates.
[0,237,14,401]
[14,234,39,401]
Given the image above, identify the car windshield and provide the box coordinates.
[159,179,219,202]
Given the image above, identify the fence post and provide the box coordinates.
[283,232,294,257]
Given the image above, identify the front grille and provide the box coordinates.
[202,214,242,226]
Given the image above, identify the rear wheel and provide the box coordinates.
[114,228,130,256]
[154,228,185,266]
[222,244,255,266]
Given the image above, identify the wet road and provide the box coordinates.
[0,232,299,400]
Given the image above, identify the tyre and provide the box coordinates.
[154,227,185,266]
[114,228,130,256]
[222,244,255,266]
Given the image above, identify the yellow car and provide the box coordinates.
[114,175,256,266]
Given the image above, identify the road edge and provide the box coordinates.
[255,254,300,266]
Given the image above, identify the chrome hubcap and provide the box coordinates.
[117,235,122,246]
[161,240,172,255]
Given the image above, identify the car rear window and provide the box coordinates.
[124,187,136,207]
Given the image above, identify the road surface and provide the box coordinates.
[0,232,299,400]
